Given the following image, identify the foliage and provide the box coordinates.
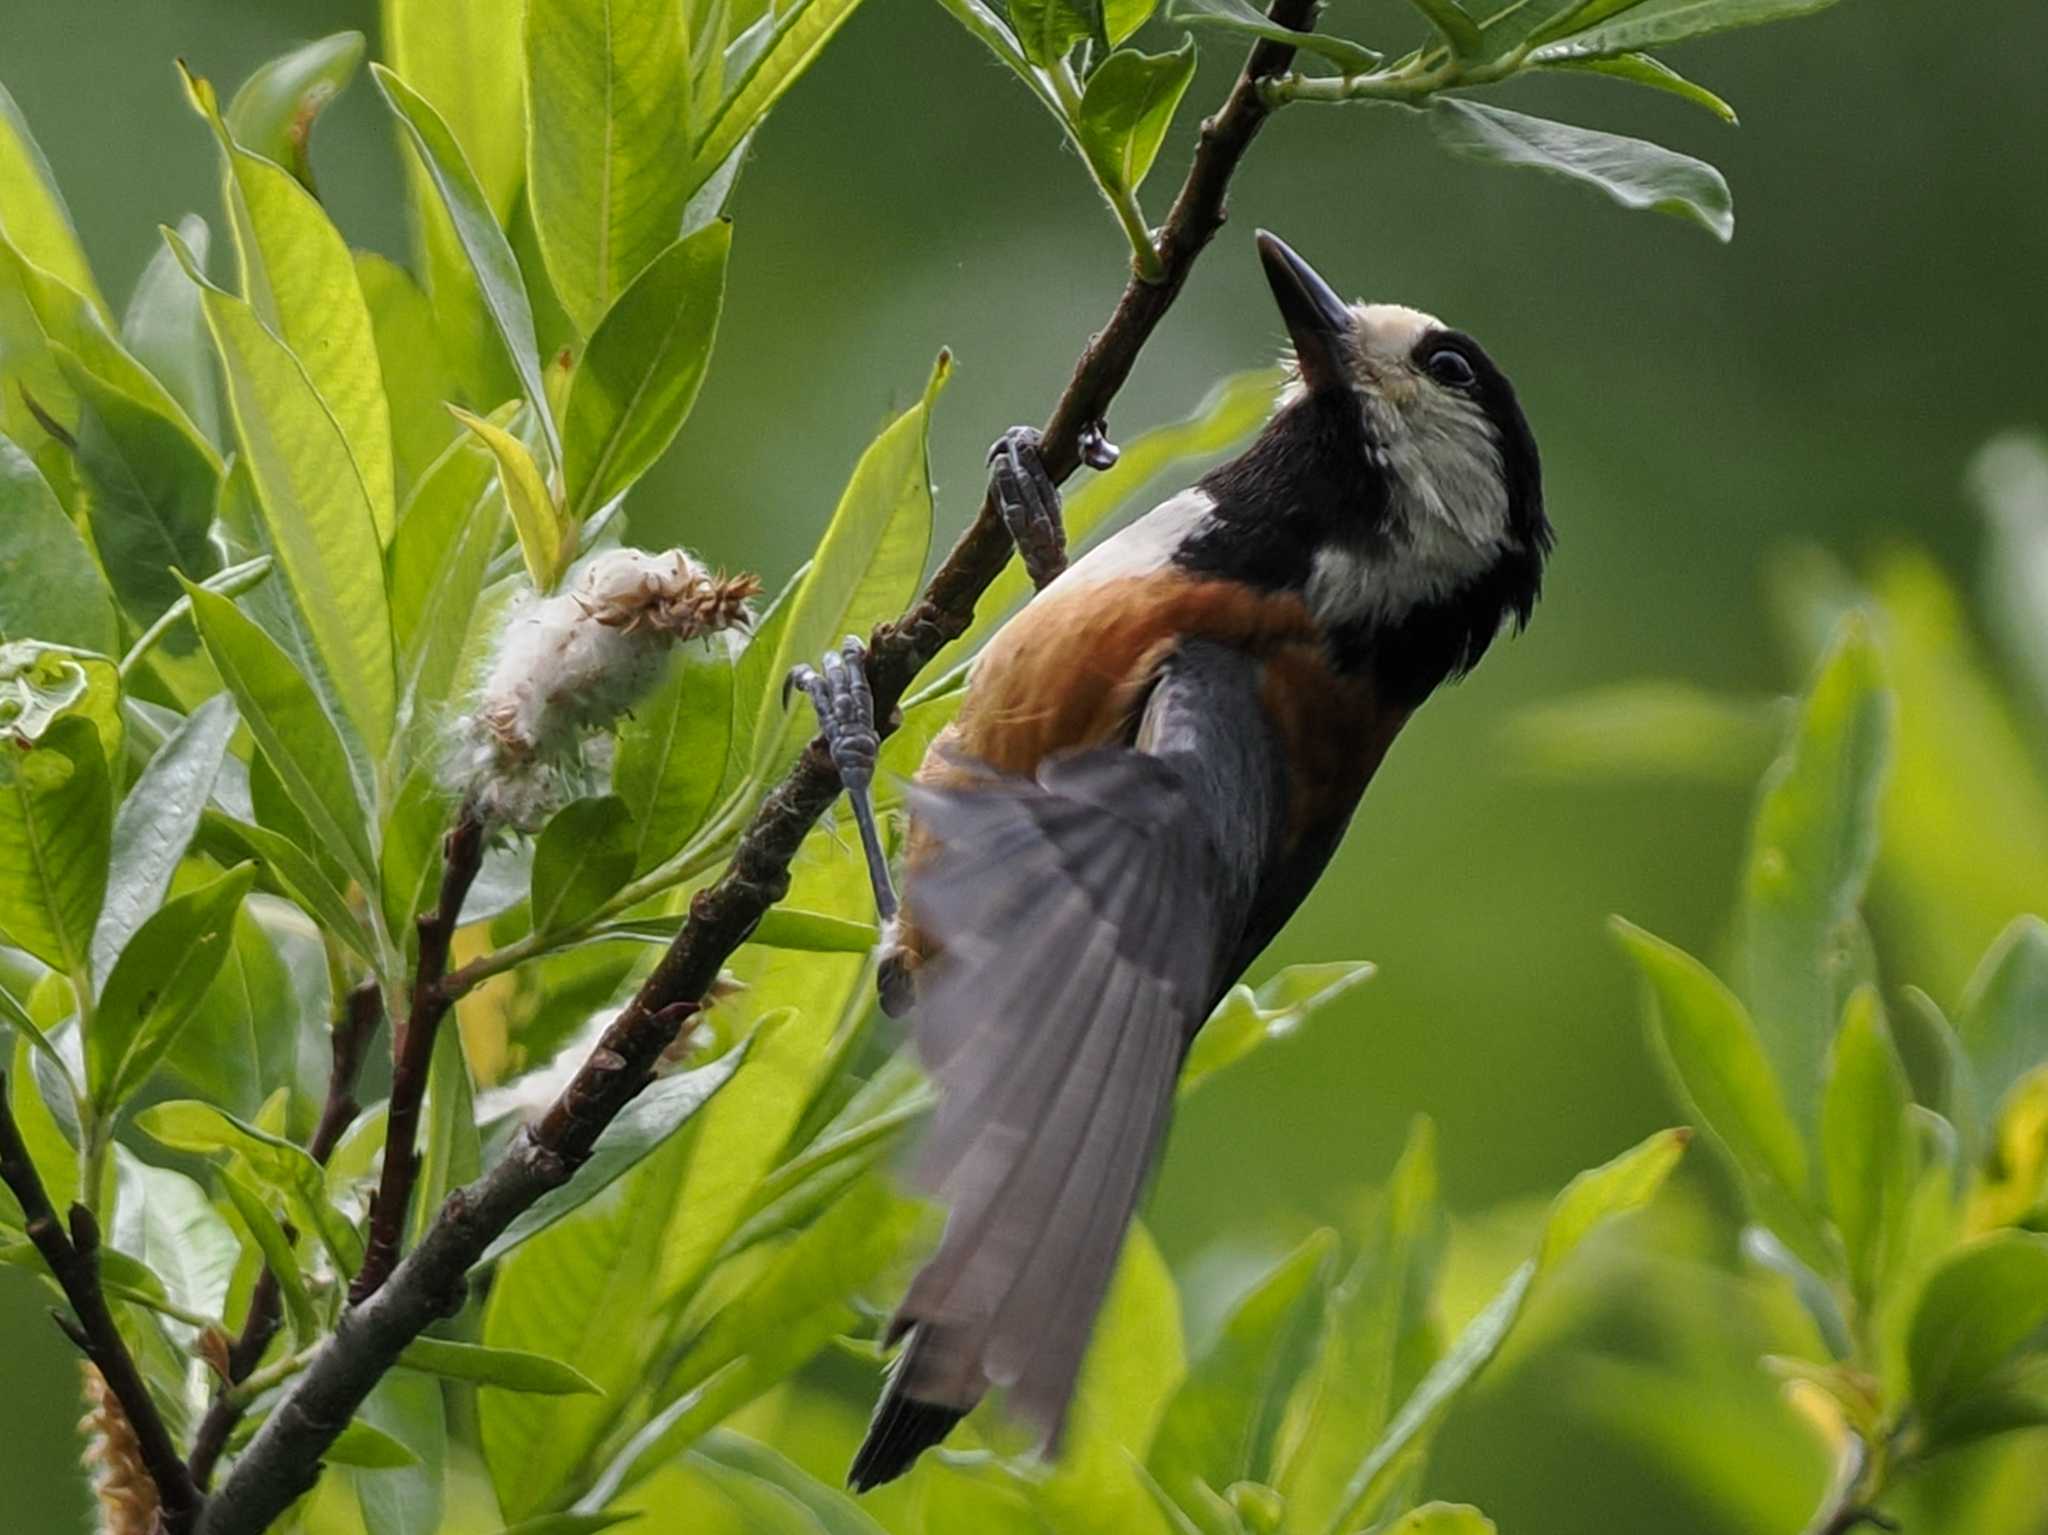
[1523,436,2048,1528]
[0,0,1927,1531]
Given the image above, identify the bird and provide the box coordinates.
[786,230,1552,1491]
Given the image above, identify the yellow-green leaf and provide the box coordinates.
[450,404,568,591]
[526,0,696,335]
[0,432,118,653]
[1077,41,1198,198]
[0,713,108,976]
[0,81,102,313]
[691,0,868,190]
[1539,1125,1689,1275]
[225,31,366,190]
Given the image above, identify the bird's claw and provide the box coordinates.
[988,426,1068,591]
[786,636,897,920]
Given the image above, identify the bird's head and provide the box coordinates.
[1184,233,1552,701]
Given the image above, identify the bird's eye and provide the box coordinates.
[1426,348,1476,388]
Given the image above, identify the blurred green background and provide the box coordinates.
[6,1,2047,1529]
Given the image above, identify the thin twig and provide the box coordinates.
[0,1072,203,1531]
[350,799,487,1303]
[199,9,1315,1528]
[187,980,383,1490]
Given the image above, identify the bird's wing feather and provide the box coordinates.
[865,641,1288,1470]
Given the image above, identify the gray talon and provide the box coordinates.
[989,426,1068,591]
[788,634,898,922]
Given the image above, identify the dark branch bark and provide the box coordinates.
[187,980,383,1490]
[200,10,1314,1529]
[351,800,487,1303]
[0,1072,203,1531]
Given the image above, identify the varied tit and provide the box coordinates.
[786,231,1552,1491]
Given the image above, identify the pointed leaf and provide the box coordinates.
[1535,51,1738,123]
[1430,99,1733,240]
[92,693,236,982]
[1955,915,2048,1131]
[219,1163,318,1344]
[1184,961,1374,1095]
[451,405,568,590]
[0,431,117,653]
[1526,0,1848,60]
[357,252,463,496]
[691,0,871,185]
[373,63,560,467]
[182,579,377,893]
[401,1337,602,1395]
[1078,42,1199,198]
[1821,988,1913,1311]
[525,0,696,334]
[1738,615,1890,1135]
[1009,0,1104,67]
[225,31,366,190]
[120,214,222,449]
[613,635,737,871]
[531,796,636,934]
[172,235,396,760]
[111,1149,237,1330]
[1404,0,1483,56]
[0,81,101,311]
[0,712,108,975]
[1390,1506,1498,1534]
[1165,0,1381,73]
[1908,1233,2048,1426]
[1540,1126,1688,1275]
[184,65,396,539]
[325,1418,423,1469]
[561,221,731,526]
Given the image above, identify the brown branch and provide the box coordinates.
[350,800,487,1304]
[0,1072,203,1531]
[199,9,1315,1529]
[187,979,383,1490]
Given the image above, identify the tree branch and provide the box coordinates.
[0,1072,203,1532]
[351,799,487,1303]
[200,9,1315,1528]
[187,979,383,1490]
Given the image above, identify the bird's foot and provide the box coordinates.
[786,635,898,922]
[989,426,1069,591]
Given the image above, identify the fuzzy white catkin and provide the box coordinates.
[457,547,754,828]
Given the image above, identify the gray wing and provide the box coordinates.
[851,642,1287,1485]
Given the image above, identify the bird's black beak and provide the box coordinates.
[1257,231,1353,392]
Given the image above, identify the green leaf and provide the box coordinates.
[1429,99,1733,241]
[525,0,696,335]
[88,862,255,1111]
[0,432,118,653]
[1526,0,1847,59]
[55,348,223,630]
[380,0,525,224]
[1078,42,1199,197]
[0,81,102,311]
[1539,1126,1689,1275]
[225,31,366,190]
[325,1418,423,1469]
[1821,988,1913,1312]
[401,1337,602,1396]
[450,405,569,591]
[1405,0,1483,56]
[1908,1233,2048,1426]
[1738,615,1890,1136]
[1165,0,1382,73]
[687,1432,890,1535]
[591,905,879,955]
[752,353,945,775]
[354,1371,446,1535]
[412,1016,482,1245]
[613,635,738,872]
[1150,1230,1335,1522]
[692,0,870,186]
[183,64,396,540]
[135,1097,362,1274]
[1955,915,2048,1132]
[1106,0,1159,43]
[1535,51,1738,124]
[1010,0,1104,66]
[218,1163,318,1344]
[171,237,396,762]
[1389,1506,1498,1534]
[204,811,378,966]
[481,1031,758,1263]
[1274,1120,1441,1533]
[497,1518,640,1535]
[1329,1263,1532,1533]
[0,1237,173,1312]
[1033,1222,1187,1534]
[1523,0,1654,46]
[0,642,119,759]
[1612,918,1819,1258]
[389,415,511,732]
[1501,681,1780,784]
[92,692,236,982]
[1184,961,1374,1096]
[0,713,108,976]
[560,221,732,527]
[373,63,561,469]
[531,796,636,934]
[357,252,462,498]
[181,580,379,896]
[929,0,1064,115]
[112,1148,238,1330]
[120,214,222,451]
